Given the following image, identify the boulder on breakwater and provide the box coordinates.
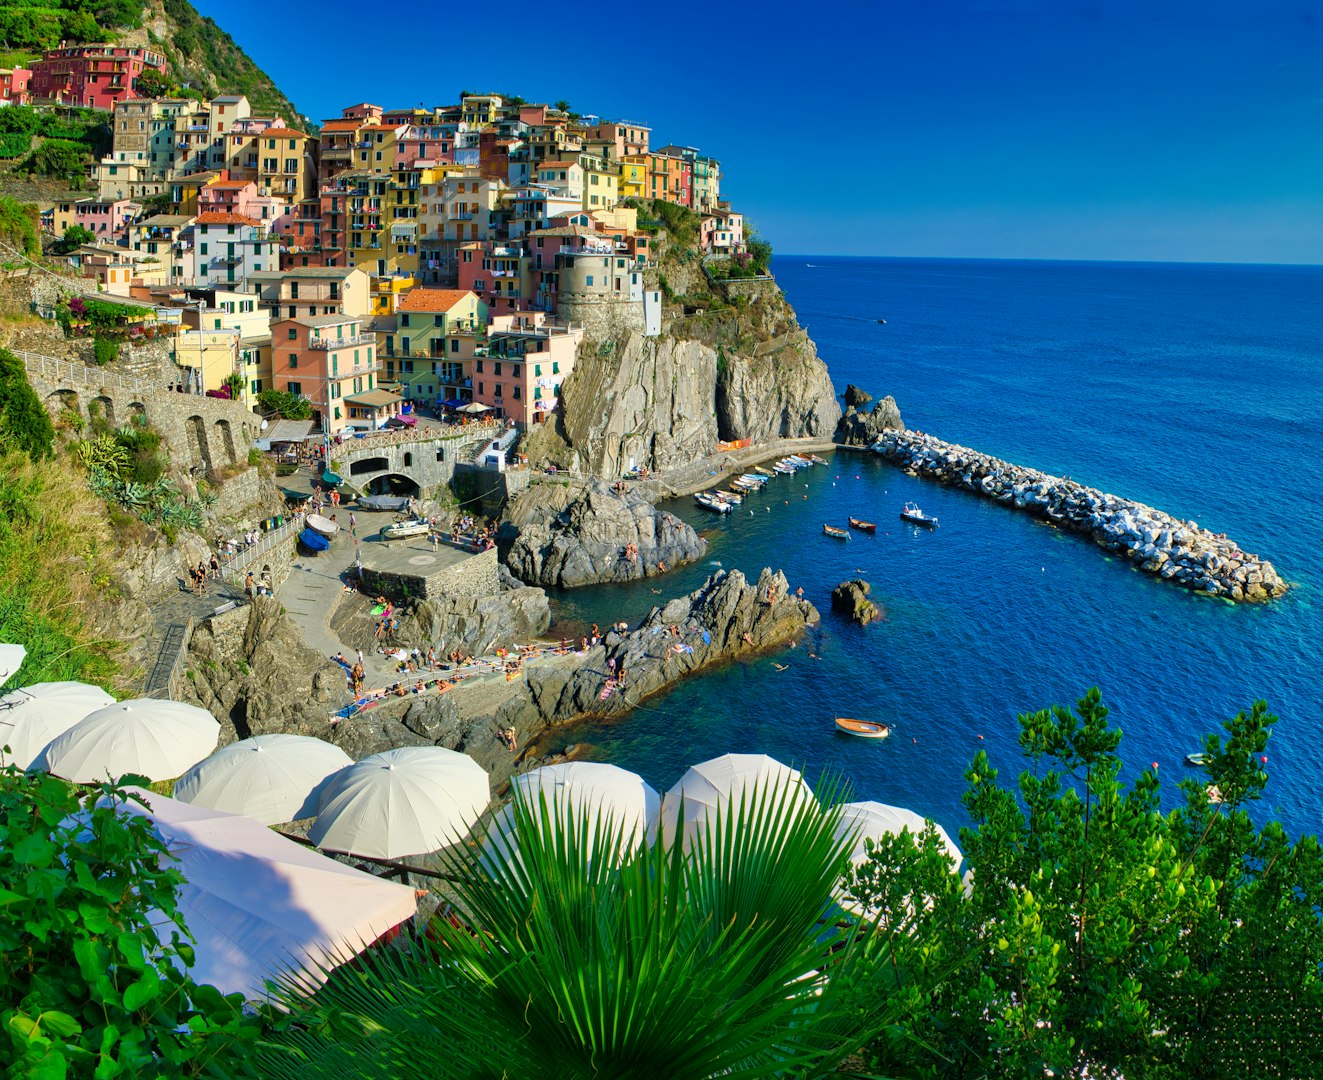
[872,430,1288,603]
[835,394,904,447]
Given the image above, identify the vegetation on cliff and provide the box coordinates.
[0,349,121,690]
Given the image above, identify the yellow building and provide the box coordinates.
[620,156,648,201]
[371,273,416,316]
[239,334,272,401]
[583,160,619,211]
[460,94,503,128]
[392,287,487,403]
[176,326,240,397]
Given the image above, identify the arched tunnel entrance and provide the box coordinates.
[366,473,421,497]
[349,456,389,476]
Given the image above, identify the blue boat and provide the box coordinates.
[298,527,331,552]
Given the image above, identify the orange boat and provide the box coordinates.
[835,717,890,739]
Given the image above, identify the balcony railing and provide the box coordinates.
[308,333,372,350]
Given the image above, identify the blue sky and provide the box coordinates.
[193,0,1322,263]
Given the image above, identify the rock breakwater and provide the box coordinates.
[873,430,1288,602]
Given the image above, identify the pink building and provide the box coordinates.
[28,44,165,110]
[198,179,259,216]
[472,311,583,428]
[75,197,141,241]
[0,67,31,105]
[457,242,533,315]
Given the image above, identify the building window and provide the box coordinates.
[288,354,298,368]
[513,386,521,399]
[586,275,593,286]
[494,362,502,376]
[288,381,301,395]
[477,381,483,394]
[287,327,296,339]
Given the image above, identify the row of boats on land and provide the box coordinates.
[692,454,830,514]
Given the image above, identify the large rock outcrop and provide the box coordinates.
[331,569,551,658]
[500,480,706,587]
[831,579,880,625]
[524,567,817,724]
[835,395,904,447]
[715,328,840,445]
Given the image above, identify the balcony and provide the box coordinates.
[308,333,371,350]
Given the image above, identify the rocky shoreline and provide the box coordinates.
[872,429,1288,603]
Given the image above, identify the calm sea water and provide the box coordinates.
[550,257,1323,840]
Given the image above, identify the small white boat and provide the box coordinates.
[379,518,431,541]
[808,454,829,465]
[714,489,743,504]
[739,474,768,486]
[753,467,775,477]
[900,501,939,528]
[305,514,339,537]
[1184,752,1211,767]
[835,717,890,739]
[694,493,732,514]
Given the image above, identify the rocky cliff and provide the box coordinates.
[500,480,707,587]
[522,221,839,476]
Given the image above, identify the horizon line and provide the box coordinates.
[775,254,1323,269]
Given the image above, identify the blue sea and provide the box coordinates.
[551,257,1323,840]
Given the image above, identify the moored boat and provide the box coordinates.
[835,717,890,739]
[1184,752,1211,767]
[808,454,829,465]
[753,466,775,477]
[379,518,431,541]
[900,501,939,528]
[306,513,339,537]
[823,524,850,539]
[714,488,743,504]
[848,517,877,533]
[695,493,732,514]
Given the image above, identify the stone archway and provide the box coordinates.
[92,395,116,428]
[46,388,79,421]
[185,415,212,470]
[349,455,389,476]
[213,418,237,464]
[367,473,420,497]
[127,401,146,421]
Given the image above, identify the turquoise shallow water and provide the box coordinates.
[548,257,1323,840]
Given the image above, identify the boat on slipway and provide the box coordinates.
[379,518,431,541]
[298,527,331,552]
[900,502,939,528]
[305,514,339,537]
[835,717,890,739]
[823,524,850,539]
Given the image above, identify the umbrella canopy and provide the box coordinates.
[310,746,490,859]
[483,762,660,870]
[835,800,962,871]
[458,402,491,414]
[0,643,25,685]
[40,699,220,783]
[174,734,353,826]
[660,753,816,850]
[0,681,116,770]
[114,789,417,1000]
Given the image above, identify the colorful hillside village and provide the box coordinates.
[18,57,746,435]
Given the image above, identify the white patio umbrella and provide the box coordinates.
[458,401,491,414]
[0,643,26,685]
[174,734,354,826]
[310,746,489,860]
[113,789,417,1000]
[482,762,660,870]
[834,801,962,872]
[0,681,116,770]
[40,699,220,783]
[660,753,817,850]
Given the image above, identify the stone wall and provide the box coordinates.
[557,294,645,342]
[360,546,500,603]
[18,350,261,474]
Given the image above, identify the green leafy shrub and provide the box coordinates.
[92,335,118,366]
[0,348,54,461]
[0,196,39,258]
[0,772,258,1076]
[256,388,312,420]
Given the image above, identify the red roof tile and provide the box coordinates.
[195,211,263,227]
[397,288,476,312]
